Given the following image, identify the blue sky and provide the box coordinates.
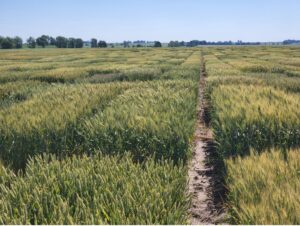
[1,0,299,42]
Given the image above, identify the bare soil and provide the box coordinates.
[188,56,227,224]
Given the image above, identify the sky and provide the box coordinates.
[1,0,300,42]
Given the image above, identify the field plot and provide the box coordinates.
[0,48,199,224]
[0,46,300,224]
[0,155,188,224]
[0,48,195,83]
[203,46,300,224]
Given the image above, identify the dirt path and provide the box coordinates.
[188,55,226,224]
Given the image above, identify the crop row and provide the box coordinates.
[226,149,300,224]
[0,80,198,169]
[204,47,300,224]
[0,48,196,83]
[0,154,188,224]
[0,81,48,108]
[81,80,198,163]
[0,48,200,224]
[0,82,132,168]
[210,84,300,157]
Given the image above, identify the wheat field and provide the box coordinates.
[0,46,299,224]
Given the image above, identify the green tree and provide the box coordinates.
[36,36,49,48]
[123,41,130,48]
[98,40,107,48]
[91,38,97,48]
[27,37,36,48]
[168,41,185,47]
[49,37,56,45]
[55,36,68,48]
[68,38,76,48]
[14,36,23,48]
[1,37,14,49]
[0,36,4,47]
[41,35,50,40]
[75,38,83,48]
[154,41,162,48]
[168,41,175,47]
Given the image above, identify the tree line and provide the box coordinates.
[0,35,85,49]
[0,36,23,49]
[168,40,262,47]
[4,36,291,49]
[283,39,300,45]
[0,35,164,49]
